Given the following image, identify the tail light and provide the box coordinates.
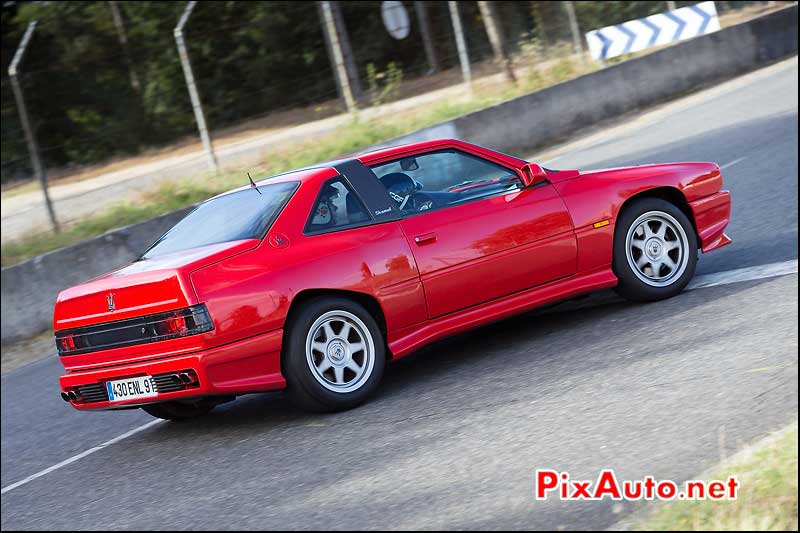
[58,334,76,352]
[159,311,188,336]
[55,304,213,356]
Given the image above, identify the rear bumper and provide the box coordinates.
[689,190,732,253]
[59,329,285,410]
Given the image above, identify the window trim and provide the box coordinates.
[333,159,401,223]
[362,140,528,169]
[303,176,377,236]
[369,148,525,219]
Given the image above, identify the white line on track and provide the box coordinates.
[1,259,797,496]
[721,157,747,169]
[687,259,797,291]
[1,419,162,495]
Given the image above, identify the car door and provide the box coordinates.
[370,148,577,319]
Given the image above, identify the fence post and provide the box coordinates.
[174,1,218,174]
[563,1,585,64]
[8,21,59,233]
[448,1,472,91]
[320,1,357,115]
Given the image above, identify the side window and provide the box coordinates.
[305,179,371,234]
[370,149,520,215]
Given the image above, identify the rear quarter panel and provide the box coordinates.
[189,177,427,346]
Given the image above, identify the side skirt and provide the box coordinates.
[387,267,618,359]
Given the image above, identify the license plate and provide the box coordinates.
[106,376,157,403]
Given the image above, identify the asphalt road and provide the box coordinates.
[2,57,797,530]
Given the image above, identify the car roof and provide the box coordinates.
[212,139,527,200]
[355,138,528,166]
[219,140,439,193]
[355,139,470,164]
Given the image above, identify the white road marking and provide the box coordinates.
[0,419,162,495]
[688,259,798,290]
[721,157,746,169]
[1,260,797,496]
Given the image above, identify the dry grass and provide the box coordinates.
[635,422,798,531]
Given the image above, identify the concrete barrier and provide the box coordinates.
[1,5,796,343]
[1,207,193,342]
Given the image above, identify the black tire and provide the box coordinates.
[142,400,215,421]
[283,297,385,413]
[613,198,698,302]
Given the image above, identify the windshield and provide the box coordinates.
[142,181,299,259]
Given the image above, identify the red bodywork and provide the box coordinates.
[55,139,731,410]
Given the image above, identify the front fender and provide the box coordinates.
[552,162,728,270]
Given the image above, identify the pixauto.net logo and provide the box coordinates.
[534,469,739,501]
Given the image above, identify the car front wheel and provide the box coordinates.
[283,297,385,412]
[613,198,698,302]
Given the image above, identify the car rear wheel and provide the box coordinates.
[283,297,385,412]
[613,198,698,302]
[142,400,215,420]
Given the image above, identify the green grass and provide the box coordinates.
[636,422,798,531]
[1,57,596,268]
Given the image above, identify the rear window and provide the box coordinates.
[142,181,299,259]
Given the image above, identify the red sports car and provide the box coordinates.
[55,139,731,418]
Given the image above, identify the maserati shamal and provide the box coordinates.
[54,139,731,419]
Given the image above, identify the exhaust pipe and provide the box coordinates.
[178,372,193,384]
[67,390,80,402]
[60,392,71,402]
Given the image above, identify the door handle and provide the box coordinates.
[414,232,437,245]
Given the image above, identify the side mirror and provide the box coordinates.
[520,163,548,187]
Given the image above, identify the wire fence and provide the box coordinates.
[0,0,786,185]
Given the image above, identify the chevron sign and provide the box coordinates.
[586,2,720,61]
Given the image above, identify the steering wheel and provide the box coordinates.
[414,192,433,211]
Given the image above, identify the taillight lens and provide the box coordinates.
[58,334,76,352]
[55,304,213,356]
[159,311,189,336]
